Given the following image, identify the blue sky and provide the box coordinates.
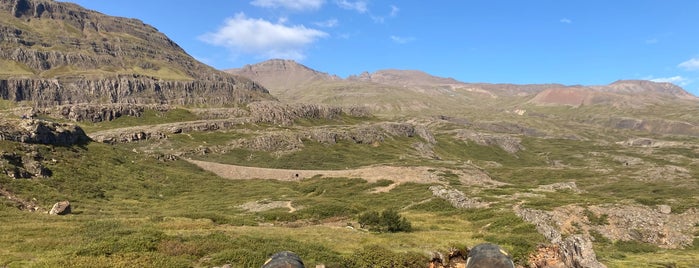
[60,1,699,94]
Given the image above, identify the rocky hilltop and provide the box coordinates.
[0,0,270,107]
[226,59,339,97]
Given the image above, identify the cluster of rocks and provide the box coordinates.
[216,122,429,155]
[515,206,606,268]
[89,118,247,144]
[0,186,41,212]
[536,182,583,194]
[450,129,524,153]
[247,101,370,126]
[0,118,89,146]
[517,203,699,267]
[428,185,491,209]
[1,150,51,179]
[585,204,699,248]
[40,103,170,123]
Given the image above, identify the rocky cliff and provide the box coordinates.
[0,0,270,107]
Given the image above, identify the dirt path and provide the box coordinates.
[186,159,504,190]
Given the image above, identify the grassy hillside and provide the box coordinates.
[1,106,698,267]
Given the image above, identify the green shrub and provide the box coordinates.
[358,209,412,233]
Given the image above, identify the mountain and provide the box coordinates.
[530,80,696,107]
[0,0,270,107]
[229,59,697,117]
[227,59,339,95]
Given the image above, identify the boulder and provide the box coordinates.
[49,200,71,215]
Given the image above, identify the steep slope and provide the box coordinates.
[0,0,270,107]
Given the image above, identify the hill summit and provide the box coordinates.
[0,0,270,107]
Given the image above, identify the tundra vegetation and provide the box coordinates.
[1,103,698,268]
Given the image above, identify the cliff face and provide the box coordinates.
[0,0,270,107]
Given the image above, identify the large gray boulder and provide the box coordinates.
[48,200,71,215]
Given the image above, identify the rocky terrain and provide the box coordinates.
[1,1,698,267]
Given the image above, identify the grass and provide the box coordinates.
[0,59,35,76]
[197,137,423,170]
[0,139,543,267]
[2,109,699,267]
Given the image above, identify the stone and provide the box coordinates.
[49,200,71,215]
[657,205,672,214]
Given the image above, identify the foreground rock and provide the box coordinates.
[49,200,71,215]
[515,206,606,268]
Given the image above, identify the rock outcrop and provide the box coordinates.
[0,118,89,146]
[515,206,607,268]
[1,150,50,179]
[248,101,370,126]
[451,129,524,153]
[0,0,270,107]
[43,103,169,123]
[428,185,490,209]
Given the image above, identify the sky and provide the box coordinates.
[60,1,699,95]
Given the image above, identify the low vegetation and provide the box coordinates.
[1,106,699,267]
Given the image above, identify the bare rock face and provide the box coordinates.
[0,0,270,107]
[514,206,607,268]
[247,101,369,126]
[429,185,490,209]
[40,103,170,123]
[48,200,71,215]
[0,118,89,146]
[558,235,605,268]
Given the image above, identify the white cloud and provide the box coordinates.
[645,38,658,44]
[389,5,399,17]
[390,35,415,44]
[560,18,572,24]
[315,19,338,28]
[679,58,699,71]
[649,76,690,86]
[250,0,325,11]
[336,0,368,13]
[200,13,328,60]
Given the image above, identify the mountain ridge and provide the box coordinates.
[0,0,271,107]
[227,59,696,112]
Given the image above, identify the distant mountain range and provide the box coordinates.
[227,59,696,115]
[0,0,270,107]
